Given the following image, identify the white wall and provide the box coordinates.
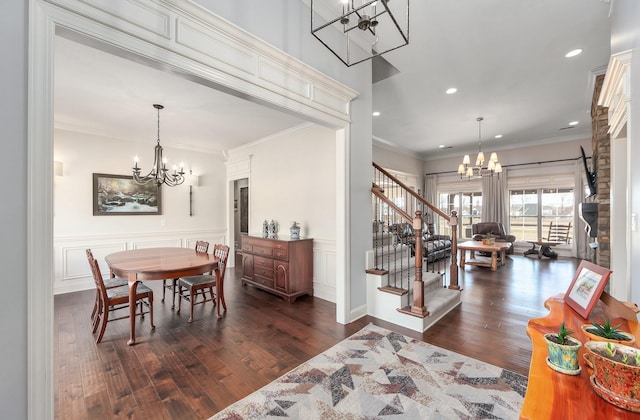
[53,129,227,293]
[0,1,27,418]
[193,0,374,321]
[610,0,640,305]
[424,138,592,175]
[227,124,338,301]
[373,143,426,182]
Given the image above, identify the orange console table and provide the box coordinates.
[521,293,640,419]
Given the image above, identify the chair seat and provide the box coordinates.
[104,277,128,289]
[178,274,216,288]
[107,283,153,299]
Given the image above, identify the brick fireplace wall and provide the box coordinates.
[591,74,610,268]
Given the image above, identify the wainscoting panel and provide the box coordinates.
[54,229,225,295]
[312,239,336,303]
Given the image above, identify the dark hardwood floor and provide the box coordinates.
[55,254,579,419]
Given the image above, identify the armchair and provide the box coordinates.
[472,222,516,254]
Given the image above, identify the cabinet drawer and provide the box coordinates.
[253,246,273,257]
[272,245,288,259]
[254,274,274,289]
[254,256,272,268]
[254,266,274,279]
[242,242,253,253]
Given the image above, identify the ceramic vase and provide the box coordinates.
[544,333,582,375]
[290,222,300,240]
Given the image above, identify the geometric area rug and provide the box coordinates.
[210,323,527,419]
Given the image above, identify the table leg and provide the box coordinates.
[491,251,497,271]
[127,273,138,346]
[500,249,506,266]
[215,267,223,318]
[524,243,539,257]
[459,249,466,268]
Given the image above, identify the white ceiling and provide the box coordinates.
[54,0,613,159]
[54,36,308,154]
[373,0,612,158]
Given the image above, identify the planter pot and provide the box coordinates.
[544,333,582,375]
[482,238,495,245]
[581,324,636,345]
[585,341,640,412]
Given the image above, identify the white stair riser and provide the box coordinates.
[366,271,462,332]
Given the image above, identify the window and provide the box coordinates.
[510,188,574,241]
[438,191,482,237]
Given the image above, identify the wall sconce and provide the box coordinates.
[187,171,200,217]
[54,160,63,177]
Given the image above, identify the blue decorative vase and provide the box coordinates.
[290,222,300,240]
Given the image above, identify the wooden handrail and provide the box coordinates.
[373,162,450,220]
[372,183,411,221]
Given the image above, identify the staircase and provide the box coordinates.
[367,163,462,332]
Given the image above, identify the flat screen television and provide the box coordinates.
[580,146,596,198]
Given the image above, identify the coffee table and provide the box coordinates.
[458,240,511,271]
[524,240,562,259]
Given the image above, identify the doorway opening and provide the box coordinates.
[234,178,249,266]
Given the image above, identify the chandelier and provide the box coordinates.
[311,0,409,67]
[457,117,502,179]
[132,104,185,187]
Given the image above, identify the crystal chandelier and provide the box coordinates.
[457,117,502,179]
[132,104,185,187]
[311,0,410,67]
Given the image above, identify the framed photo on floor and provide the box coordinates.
[93,173,162,215]
[565,260,612,319]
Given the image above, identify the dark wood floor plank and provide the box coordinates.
[55,255,580,418]
[84,390,112,419]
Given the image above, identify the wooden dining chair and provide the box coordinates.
[177,244,230,323]
[86,249,155,343]
[86,248,127,324]
[162,240,209,309]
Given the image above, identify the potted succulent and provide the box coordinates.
[582,319,636,344]
[585,341,640,412]
[482,232,495,245]
[544,322,582,375]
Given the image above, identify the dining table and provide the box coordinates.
[105,247,221,345]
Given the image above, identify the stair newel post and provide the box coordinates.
[411,211,428,316]
[448,211,460,290]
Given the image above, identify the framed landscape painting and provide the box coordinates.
[565,260,612,319]
[93,173,162,216]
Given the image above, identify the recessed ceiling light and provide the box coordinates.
[438,144,446,148]
[446,87,457,95]
[372,111,381,117]
[565,49,583,58]
[569,121,579,126]
[495,134,503,139]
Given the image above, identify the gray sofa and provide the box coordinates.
[389,222,452,262]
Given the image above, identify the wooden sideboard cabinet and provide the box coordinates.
[241,235,313,302]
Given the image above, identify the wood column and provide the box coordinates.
[411,211,428,316]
